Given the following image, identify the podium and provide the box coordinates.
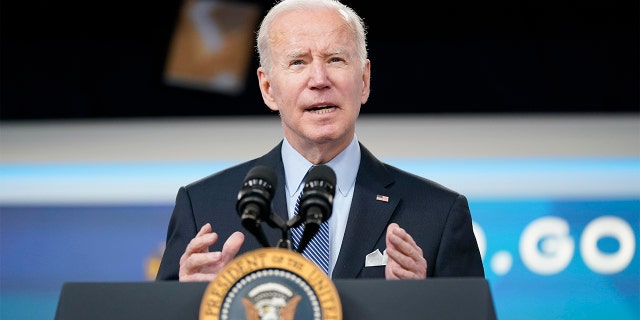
[55,278,497,319]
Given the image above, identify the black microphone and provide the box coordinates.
[236,165,277,247]
[295,164,336,254]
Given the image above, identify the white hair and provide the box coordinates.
[255,0,368,74]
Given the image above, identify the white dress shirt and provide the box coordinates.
[281,136,360,277]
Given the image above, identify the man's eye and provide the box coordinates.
[291,60,304,66]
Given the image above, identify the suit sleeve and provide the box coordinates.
[155,186,198,281]
[434,194,485,277]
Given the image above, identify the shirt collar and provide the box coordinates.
[282,136,361,198]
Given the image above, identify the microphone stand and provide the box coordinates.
[277,229,292,249]
[265,210,293,250]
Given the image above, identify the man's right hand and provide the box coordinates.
[178,223,245,282]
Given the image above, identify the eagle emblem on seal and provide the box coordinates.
[241,282,302,320]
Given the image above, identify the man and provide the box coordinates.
[156,0,484,282]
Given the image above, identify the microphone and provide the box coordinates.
[236,165,277,247]
[295,164,336,254]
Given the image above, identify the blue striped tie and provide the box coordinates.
[291,189,330,274]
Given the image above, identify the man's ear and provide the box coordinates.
[361,59,371,104]
[257,67,279,111]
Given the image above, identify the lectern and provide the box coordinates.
[55,278,497,319]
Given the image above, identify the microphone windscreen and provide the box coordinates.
[305,165,336,188]
[243,165,278,194]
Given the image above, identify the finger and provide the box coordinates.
[386,248,426,279]
[203,232,245,275]
[390,225,419,253]
[385,224,411,279]
[180,229,218,267]
[386,243,416,270]
[385,258,418,279]
[197,223,213,236]
[220,231,245,263]
[389,263,419,279]
[385,260,400,279]
[385,224,427,279]
[386,263,402,279]
[185,232,218,256]
[389,225,423,259]
[385,222,399,251]
[186,224,217,256]
[180,231,245,282]
[386,223,400,239]
[179,250,226,282]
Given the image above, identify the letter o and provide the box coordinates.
[581,215,635,274]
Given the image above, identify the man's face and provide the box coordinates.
[257,7,370,151]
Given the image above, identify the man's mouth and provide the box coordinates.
[307,106,336,114]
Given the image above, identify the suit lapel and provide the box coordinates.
[332,144,399,278]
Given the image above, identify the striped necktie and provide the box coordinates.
[290,187,330,274]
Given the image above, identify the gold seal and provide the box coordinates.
[200,247,342,320]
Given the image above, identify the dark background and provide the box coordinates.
[1,0,638,120]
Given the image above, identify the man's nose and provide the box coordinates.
[307,62,331,88]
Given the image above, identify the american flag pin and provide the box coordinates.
[376,195,389,202]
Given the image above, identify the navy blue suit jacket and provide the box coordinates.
[156,141,485,280]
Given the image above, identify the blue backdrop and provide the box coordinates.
[1,158,638,319]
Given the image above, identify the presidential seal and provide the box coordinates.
[200,248,342,320]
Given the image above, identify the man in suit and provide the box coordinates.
[156,0,484,281]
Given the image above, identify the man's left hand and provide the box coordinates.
[385,223,427,279]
